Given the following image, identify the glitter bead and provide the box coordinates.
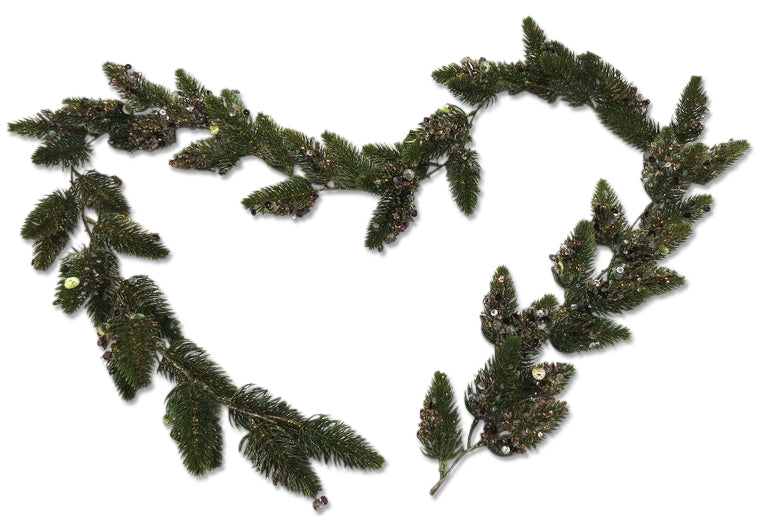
[500,445,511,455]
[122,103,134,115]
[64,277,80,289]
[536,309,545,318]
[490,309,499,317]
[209,124,220,135]
[96,325,107,337]
[615,265,625,274]
[537,432,544,438]
[403,168,415,181]
[159,108,167,116]
[531,367,546,380]
[479,60,492,73]
[162,415,172,426]
[186,106,194,112]
[440,104,451,113]
[312,496,329,511]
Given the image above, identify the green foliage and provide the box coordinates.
[107,313,160,393]
[229,385,320,496]
[418,372,463,462]
[550,310,631,352]
[465,335,526,419]
[103,62,174,111]
[170,136,242,174]
[120,275,181,339]
[480,265,519,345]
[174,68,208,101]
[73,170,130,217]
[55,246,120,317]
[364,191,415,251]
[165,382,224,476]
[158,340,236,398]
[522,16,546,61]
[8,112,56,138]
[319,131,374,188]
[92,213,169,259]
[672,76,708,143]
[30,130,91,168]
[239,422,322,497]
[21,189,80,270]
[551,220,596,290]
[591,179,630,248]
[253,114,296,175]
[446,148,481,215]
[465,335,571,456]
[431,60,524,107]
[241,176,318,218]
[298,416,385,470]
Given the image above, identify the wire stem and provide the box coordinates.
[429,441,485,496]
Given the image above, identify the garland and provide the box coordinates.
[9,17,748,508]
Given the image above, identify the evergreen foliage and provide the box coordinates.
[9,129,385,503]
[416,17,749,496]
[9,15,749,505]
[418,372,463,464]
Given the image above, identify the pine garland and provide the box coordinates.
[9,16,748,508]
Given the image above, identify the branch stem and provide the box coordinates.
[154,342,302,429]
[429,441,485,496]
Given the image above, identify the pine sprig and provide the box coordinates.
[418,372,463,464]
[165,382,224,476]
[21,189,80,270]
[242,176,319,218]
[13,158,385,505]
[92,213,169,259]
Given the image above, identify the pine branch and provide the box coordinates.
[21,189,80,270]
[165,381,224,476]
[92,213,169,259]
[446,147,481,215]
[298,416,385,470]
[418,372,463,464]
[73,170,130,217]
[241,176,319,218]
[672,76,708,143]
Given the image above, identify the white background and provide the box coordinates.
[1,1,767,515]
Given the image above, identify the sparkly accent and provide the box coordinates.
[402,168,415,181]
[531,367,546,380]
[490,309,499,317]
[64,277,80,289]
[209,124,220,135]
